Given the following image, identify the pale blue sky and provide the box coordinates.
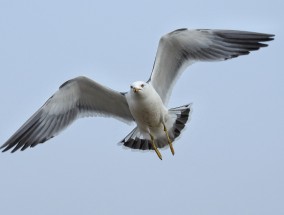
[0,0,283,215]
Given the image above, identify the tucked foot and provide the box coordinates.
[150,133,162,160]
[163,123,175,156]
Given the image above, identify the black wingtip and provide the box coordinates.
[1,144,15,153]
[1,148,8,153]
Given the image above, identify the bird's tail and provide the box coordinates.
[120,104,192,150]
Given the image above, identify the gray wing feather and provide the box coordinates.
[149,28,274,105]
[1,76,133,152]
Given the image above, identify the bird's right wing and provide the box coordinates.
[1,76,133,152]
[149,29,274,105]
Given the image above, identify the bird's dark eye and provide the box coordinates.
[141,84,145,88]
[130,86,133,89]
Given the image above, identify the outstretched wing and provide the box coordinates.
[149,28,274,105]
[1,76,133,152]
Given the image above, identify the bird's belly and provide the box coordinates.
[130,102,164,130]
[137,109,160,127]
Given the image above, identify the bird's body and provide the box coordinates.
[1,28,274,159]
[126,81,167,132]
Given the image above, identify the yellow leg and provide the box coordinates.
[150,133,162,160]
[163,123,175,155]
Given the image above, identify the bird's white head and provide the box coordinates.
[129,81,149,96]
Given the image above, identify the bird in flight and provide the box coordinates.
[1,28,274,159]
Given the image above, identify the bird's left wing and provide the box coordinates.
[1,76,133,152]
[149,28,274,105]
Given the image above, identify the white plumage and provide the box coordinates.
[1,28,274,159]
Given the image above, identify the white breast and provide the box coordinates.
[126,84,167,132]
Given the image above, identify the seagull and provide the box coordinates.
[1,28,274,159]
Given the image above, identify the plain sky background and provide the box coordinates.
[0,0,283,214]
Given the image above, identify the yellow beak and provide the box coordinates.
[133,87,141,93]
